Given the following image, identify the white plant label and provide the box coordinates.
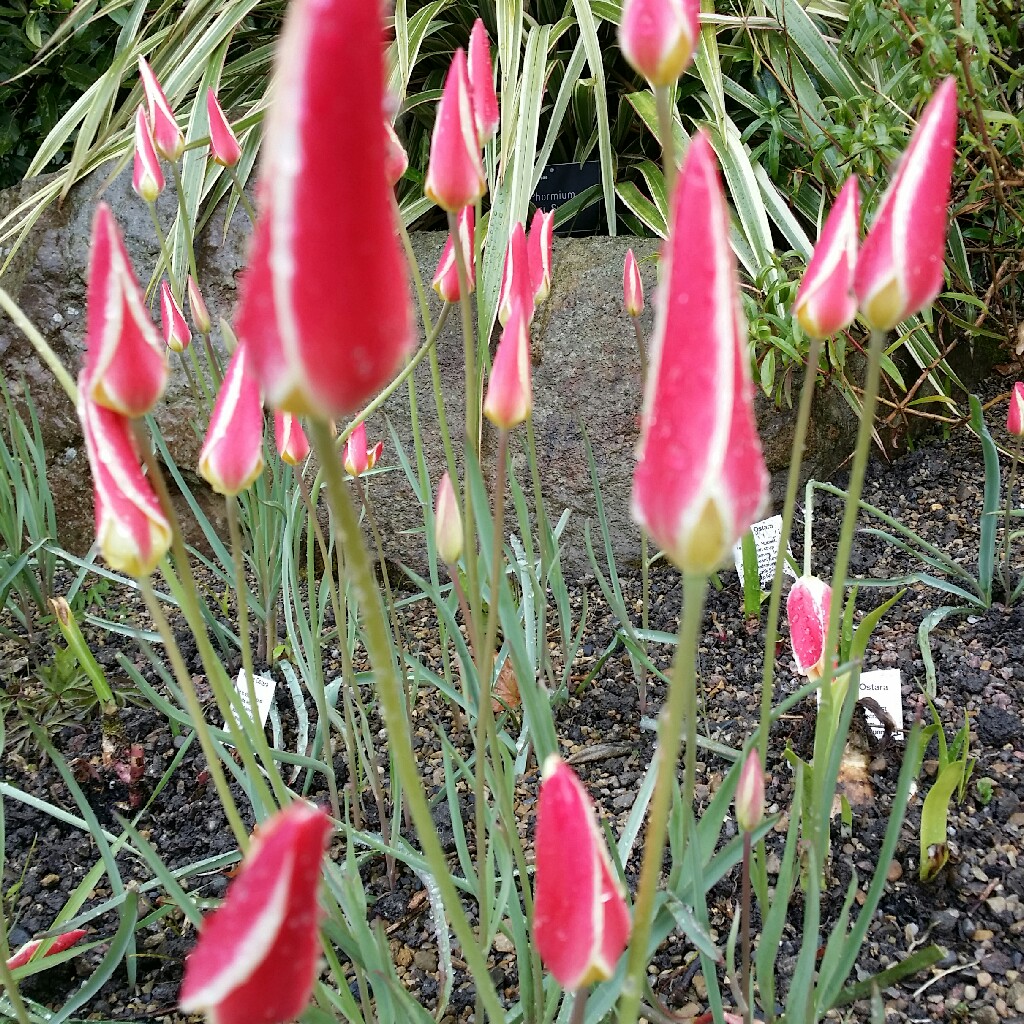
[732,515,797,588]
[223,670,276,733]
[858,669,904,739]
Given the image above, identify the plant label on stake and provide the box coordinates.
[732,515,796,587]
[223,669,276,735]
[857,669,904,739]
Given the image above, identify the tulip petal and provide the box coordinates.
[632,132,767,574]
[132,107,164,203]
[207,88,242,168]
[854,79,958,331]
[787,575,831,679]
[623,248,644,317]
[235,0,413,419]
[85,204,168,418]
[138,57,184,162]
[1008,382,1024,438]
[180,804,331,1024]
[619,0,700,87]
[484,298,532,429]
[468,19,500,144]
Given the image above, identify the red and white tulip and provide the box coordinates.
[623,248,644,318]
[528,208,555,306]
[619,0,700,87]
[206,88,242,168]
[274,412,310,466]
[787,575,832,680]
[132,107,164,203]
[138,57,184,162]
[432,206,475,303]
[468,19,500,145]
[160,280,191,354]
[343,421,384,478]
[484,298,532,430]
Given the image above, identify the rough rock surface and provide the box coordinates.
[1,165,860,573]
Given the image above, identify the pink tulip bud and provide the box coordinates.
[132,107,164,203]
[468,19,500,145]
[854,78,958,331]
[138,57,184,162]
[534,755,631,990]
[623,248,644,317]
[198,341,265,496]
[786,575,831,680]
[84,204,168,418]
[343,421,384,477]
[7,929,88,970]
[424,48,486,212]
[235,0,413,420]
[619,0,700,87]
[497,221,533,327]
[432,206,475,303]
[160,280,191,354]
[434,471,463,565]
[1008,382,1024,438]
[735,749,765,833]
[187,275,213,335]
[794,176,859,338]
[274,412,310,466]
[528,208,555,305]
[77,378,172,578]
[206,88,242,168]
[484,298,532,430]
[632,132,768,574]
[384,120,409,187]
[179,803,332,1024]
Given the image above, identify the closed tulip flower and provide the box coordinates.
[198,341,265,496]
[206,88,242,168]
[84,204,168,418]
[384,120,409,187]
[854,78,958,331]
[343,421,384,478]
[1007,382,1024,438]
[77,378,172,578]
[187,275,213,336]
[160,280,191,354]
[434,471,463,565]
[735,749,765,833]
[274,412,310,466]
[787,575,831,680]
[432,206,475,303]
[794,177,859,338]
[528,208,554,305]
[7,929,88,971]
[132,107,164,203]
[234,0,413,420]
[534,755,631,990]
[138,57,184,162]
[632,132,768,574]
[497,222,533,327]
[179,803,332,1024]
[484,298,532,430]
[623,248,644,317]
[424,48,486,212]
[619,0,700,87]
[468,19,500,144]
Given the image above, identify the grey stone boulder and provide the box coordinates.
[0,163,859,580]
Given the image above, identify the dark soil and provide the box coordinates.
[3,374,1024,1024]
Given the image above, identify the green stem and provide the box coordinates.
[758,335,822,764]
[146,200,180,298]
[619,572,709,1024]
[226,496,290,807]
[168,162,201,289]
[139,576,249,848]
[0,285,77,404]
[810,328,887,859]
[741,831,753,1024]
[310,418,506,1024]
[228,166,258,223]
[1001,433,1022,594]
[639,530,650,716]
[654,85,678,196]
[295,471,344,822]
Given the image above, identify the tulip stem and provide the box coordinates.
[757,334,822,764]
[228,166,258,224]
[226,496,292,808]
[654,85,677,196]
[295,471,345,823]
[569,985,590,1024]
[0,285,77,404]
[810,328,886,862]
[310,418,507,1024]
[740,830,753,1024]
[618,571,708,1024]
[138,576,249,849]
[1000,433,1021,597]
